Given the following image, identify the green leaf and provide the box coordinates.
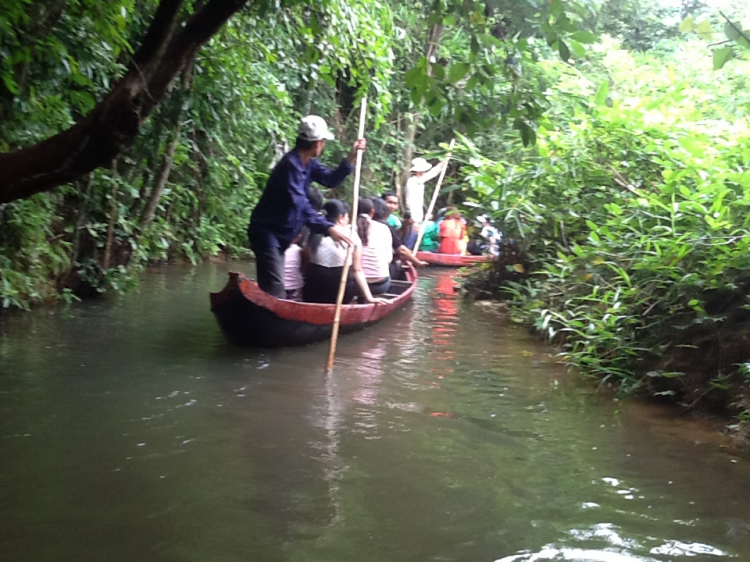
[404,67,423,89]
[542,23,558,47]
[550,0,563,19]
[737,31,750,49]
[429,97,445,117]
[556,13,577,33]
[571,31,597,44]
[679,16,695,33]
[594,81,609,106]
[440,183,463,193]
[713,46,733,70]
[1,73,19,95]
[724,21,741,41]
[515,119,536,146]
[569,39,586,57]
[558,40,570,62]
[696,20,714,40]
[432,63,445,80]
[448,62,470,84]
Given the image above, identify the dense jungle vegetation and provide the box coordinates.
[2,1,750,425]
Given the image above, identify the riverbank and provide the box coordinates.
[0,249,248,313]
[462,260,750,449]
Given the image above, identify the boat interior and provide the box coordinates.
[376,279,412,300]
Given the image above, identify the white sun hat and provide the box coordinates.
[297,115,335,141]
[410,157,433,173]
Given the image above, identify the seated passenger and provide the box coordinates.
[283,234,304,300]
[478,215,502,256]
[357,198,394,295]
[303,200,384,305]
[419,215,440,253]
[439,208,467,255]
[371,197,427,278]
[382,191,402,228]
[398,212,418,250]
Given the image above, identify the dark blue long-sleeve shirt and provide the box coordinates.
[248,150,353,250]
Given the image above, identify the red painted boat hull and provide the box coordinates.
[210,265,417,347]
[416,251,494,267]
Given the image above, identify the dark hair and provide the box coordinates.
[382,191,398,201]
[310,199,348,254]
[357,198,373,246]
[371,197,389,221]
[294,136,318,151]
[404,211,412,220]
[323,199,348,223]
[307,186,324,211]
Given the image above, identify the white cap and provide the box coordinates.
[410,157,432,173]
[297,115,335,141]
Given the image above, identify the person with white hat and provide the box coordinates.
[405,156,445,224]
[248,115,365,298]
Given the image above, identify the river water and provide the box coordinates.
[1,263,749,562]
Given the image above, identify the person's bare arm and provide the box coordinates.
[328,224,353,246]
[422,160,444,182]
[398,245,428,267]
[352,245,387,303]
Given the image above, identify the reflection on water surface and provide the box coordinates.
[0,263,748,562]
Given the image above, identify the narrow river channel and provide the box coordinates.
[1,263,749,562]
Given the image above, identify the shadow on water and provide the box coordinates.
[1,263,750,561]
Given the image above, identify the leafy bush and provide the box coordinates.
[461,45,750,409]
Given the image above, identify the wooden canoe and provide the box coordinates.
[210,264,417,347]
[416,251,494,267]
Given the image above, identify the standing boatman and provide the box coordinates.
[404,157,444,225]
[248,115,365,298]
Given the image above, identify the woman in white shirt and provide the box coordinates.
[357,198,394,295]
[303,200,384,305]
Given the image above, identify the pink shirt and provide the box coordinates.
[360,219,392,279]
[283,244,303,290]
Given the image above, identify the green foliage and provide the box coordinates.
[583,0,684,52]
[0,0,395,309]
[680,7,750,70]
[460,38,750,406]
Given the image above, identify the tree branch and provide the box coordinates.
[0,0,249,204]
[720,11,750,50]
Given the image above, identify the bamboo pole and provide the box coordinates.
[325,96,368,374]
[414,138,455,252]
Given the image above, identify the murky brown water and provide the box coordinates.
[1,263,749,562]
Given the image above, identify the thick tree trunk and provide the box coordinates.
[0,0,248,204]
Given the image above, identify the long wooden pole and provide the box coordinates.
[325,96,368,374]
[414,138,455,252]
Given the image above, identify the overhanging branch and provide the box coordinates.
[0,0,250,204]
